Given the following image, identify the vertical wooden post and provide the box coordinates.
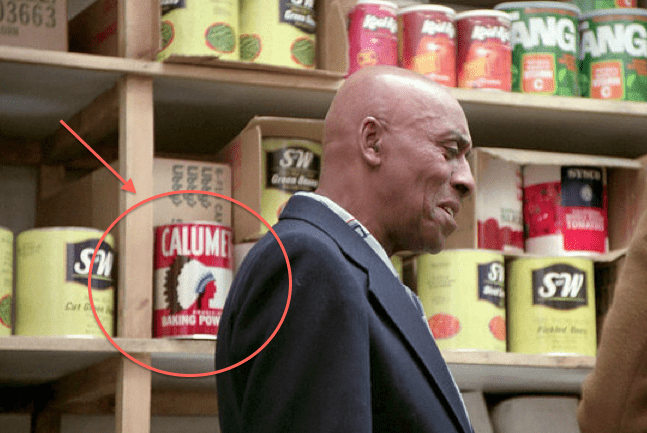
[116,354,153,433]
[118,0,160,59]
[116,75,154,433]
[31,410,61,433]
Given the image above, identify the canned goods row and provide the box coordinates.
[158,0,316,69]
[478,162,608,257]
[416,250,597,357]
[348,0,647,101]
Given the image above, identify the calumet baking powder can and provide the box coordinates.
[158,0,239,61]
[397,5,456,87]
[417,250,506,352]
[0,227,13,335]
[523,165,608,256]
[154,222,233,338]
[495,2,580,96]
[347,0,398,76]
[455,10,512,90]
[578,9,647,101]
[508,256,596,356]
[15,228,115,337]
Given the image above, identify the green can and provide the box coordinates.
[578,9,647,101]
[571,0,636,15]
[508,257,596,356]
[15,228,116,337]
[495,2,580,96]
[261,138,322,234]
[0,227,13,336]
[158,0,239,61]
[239,0,316,68]
[417,250,506,352]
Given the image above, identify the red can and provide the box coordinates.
[347,0,398,76]
[154,222,233,338]
[397,5,456,87]
[455,10,512,91]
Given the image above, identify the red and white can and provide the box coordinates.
[523,165,608,256]
[397,5,456,87]
[347,0,398,76]
[455,10,512,91]
[154,222,233,338]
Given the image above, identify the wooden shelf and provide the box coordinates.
[0,336,592,393]
[2,46,647,159]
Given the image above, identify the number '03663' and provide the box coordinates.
[0,1,56,28]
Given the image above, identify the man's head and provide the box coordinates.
[316,66,475,255]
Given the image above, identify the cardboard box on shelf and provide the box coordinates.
[217,116,324,243]
[68,0,118,56]
[36,157,232,243]
[0,0,67,51]
[448,147,647,258]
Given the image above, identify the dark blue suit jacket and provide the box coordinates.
[216,195,473,433]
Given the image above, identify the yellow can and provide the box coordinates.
[260,138,322,233]
[158,0,239,61]
[417,250,506,352]
[239,0,316,68]
[15,228,116,337]
[0,227,13,336]
[508,257,596,356]
[390,255,403,281]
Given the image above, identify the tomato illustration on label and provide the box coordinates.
[428,313,461,339]
[489,315,506,341]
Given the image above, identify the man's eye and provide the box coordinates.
[445,146,459,158]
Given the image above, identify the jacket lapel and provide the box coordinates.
[280,196,472,433]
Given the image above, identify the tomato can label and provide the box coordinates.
[417,250,506,352]
[495,2,580,96]
[260,138,321,234]
[456,10,512,90]
[347,0,398,76]
[15,228,115,337]
[508,257,596,356]
[154,222,233,338]
[239,0,315,68]
[523,165,608,255]
[0,227,13,335]
[578,9,647,101]
[397,5,456,86]
[158,0,240,61]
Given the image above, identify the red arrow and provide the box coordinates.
[59,120,136,194]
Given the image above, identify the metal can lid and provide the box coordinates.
[454,9,512,23]
[580,7,647,20]
[494,1,581,14]
[355,0,398,10]
[397,4,456,16]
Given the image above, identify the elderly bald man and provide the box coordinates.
[216,66,476,433]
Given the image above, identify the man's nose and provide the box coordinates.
[452,158,475,199]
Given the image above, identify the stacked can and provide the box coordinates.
[523,165,608,256]
[239,0,316,68]
[508,257,596,356]
[158,0,240,61]
[495,2,580,96]
[578,9,647,101]
[154,222,233,338]
[261,138,322,232]
[0,227,12,335]
[477,158,524,253]
[455,10,512,91]
[347,0,399,76]
[571,0,637,14]
[15,228,115,337]
[417,250,506,352]
[397,5,456,87]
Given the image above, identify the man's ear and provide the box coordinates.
[359,116,383,167]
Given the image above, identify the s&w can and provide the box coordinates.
[15,228,115,337]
